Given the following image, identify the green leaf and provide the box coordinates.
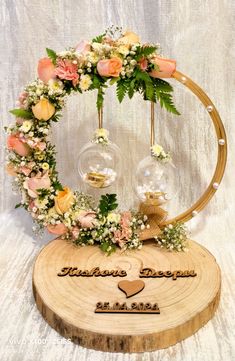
[135,69,152,83]
[92,33,105,43]
[135,45,157,61]
[128,79,136,98]
[109,77,120,85]
[145,81,155,101]
[92,74,101,89]
[15,203,22,209]
[50,113,61,123]
[53,180,64,191]
[98,194,118,216]
[96,87,104,111]
[116,80,128,103]
[100,242,117,255]
[46,48,57,64]
[9,109,32,119]
[37,188,51,200]
[155,91,180,115]
[153,78,173,92]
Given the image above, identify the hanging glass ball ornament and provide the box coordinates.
[135,144,175,204]
[77,128,121,188]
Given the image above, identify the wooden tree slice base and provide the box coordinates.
[33,239,221,352]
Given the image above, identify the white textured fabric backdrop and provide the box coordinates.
[0,0,235,360]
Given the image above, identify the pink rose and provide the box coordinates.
[97,57,122,77]
[7,134,31,157]
[75,40,91,55]
[121,211,132,227]
[149,56,176,78]
[20,166,32,176]
[47,223,67,235]
[16,117,24,125]
[55,59,79,86]
[77,210,97,228]
[20,161,35,176]
[31,139,46,151]
[23,171,51,198]
[38,57,56,83]
[113,211,132,248]
[16,91,28,109]
[71,226,80,239]
[139,57,148,71]
[28,200,36,210]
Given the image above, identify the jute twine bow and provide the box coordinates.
[139,192,168,241]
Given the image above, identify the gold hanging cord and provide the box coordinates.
[98,107,103,129]
[150,101,155,146]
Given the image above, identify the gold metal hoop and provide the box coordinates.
[160,70,227,225]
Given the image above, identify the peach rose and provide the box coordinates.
[77,210,97,228]
[97,57,122,77]
[7,134,31,157]
[118,31,140,45]
[75,40,91,55]
[139,57,148,71]
[23,172,51,198]
[149,56,176,78]
[38,57,56,83]
[32,98,55,121]
[5,163,18,176]
[54,187,74,215]
[47,223,67,235]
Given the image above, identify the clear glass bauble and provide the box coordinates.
[77,141,121,188]
[135,155,176,203]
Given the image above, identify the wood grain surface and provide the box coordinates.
[33,239,221,352]
[0,0,235,360]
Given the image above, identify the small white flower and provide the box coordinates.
[79,74,92,91]
[152,144,163,156]
[35,198,48,209]
[94,128,109,142]
[20,120,33,133]
[107,213,121,224]
[118,45,129,56]
[48,79,64,93]
[130,59,137,65]
[36,89,42,96]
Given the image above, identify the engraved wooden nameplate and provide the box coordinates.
[33,239,221,352]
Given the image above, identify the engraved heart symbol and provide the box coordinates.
[118,280,145,298]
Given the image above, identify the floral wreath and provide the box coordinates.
[5,27,188,254]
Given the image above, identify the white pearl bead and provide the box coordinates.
[218,139,225,145]
[192,210,198,217]
[181,76,187,83]
[206,105,213,112]
[213,182,219,190]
